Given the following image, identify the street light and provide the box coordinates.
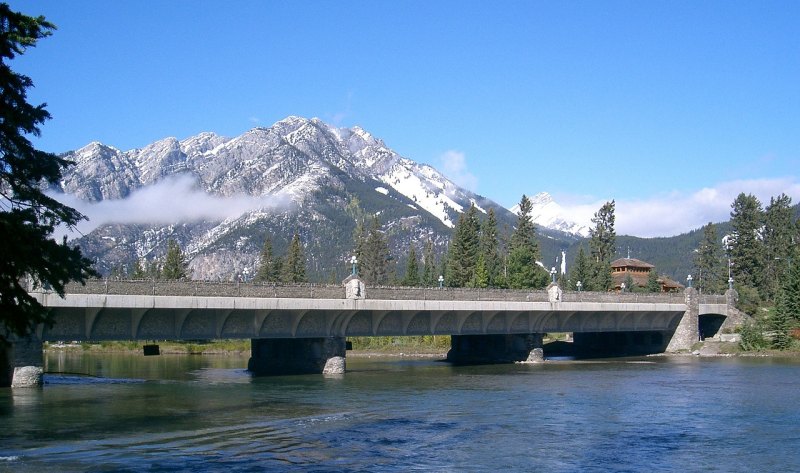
[621,282,626,293]
[728,277,734,290]
[350,256,358,276]
[687,274,693,288]
[438,275,444,288]
[550,266,557,284]
[576,281,582,292]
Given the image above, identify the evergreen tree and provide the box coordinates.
[283,233,307,283]
[479,208,502,287]
[273,255,284,282]
[506,195,548,289]
[729,193,764,292]
[568,246,591,290]
[402,244,420,286]
[588,201,616,291]
[762,194,794,301]
[623,274,634,292]
[470,253,489,288]
[421,240,436,286]
[646,267,661,292]
[254,237,277,282]
[359,217,390,285]
[693,222,724,294]
[131,259,146,279]
[446,204,480,287]
[0,5,96,342]
[771,289,793,350]
[162,239,189,280]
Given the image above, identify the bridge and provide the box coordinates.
[3,278,748,387]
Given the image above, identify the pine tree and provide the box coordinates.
[623,274,634,292]
[506,195,547,289]
[254,237,277,282]
[646,268,661,292]
[729,193,764,292]
[359,217,390,285]
[131,259,146,279]
[0,5,96,342]
[480,208,502,287]
[422,240,437,286]
[402,244,419,286]
[470,253,489,288]
[568,246,591,290]
[771,289,793,350]
[588,201,616,291]
[694,222,724,294]
[283,233,307,283]
[447,204,480,287]
[762,194,794,301]
[162,239,189,280]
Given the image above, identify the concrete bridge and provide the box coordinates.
[2,278,747,387]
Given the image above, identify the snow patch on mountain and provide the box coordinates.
[510,192,591,237]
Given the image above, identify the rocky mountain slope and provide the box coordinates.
[59,116,583,280]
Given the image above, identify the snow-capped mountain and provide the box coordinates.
[509,192,591,238]
[59,116,549,279]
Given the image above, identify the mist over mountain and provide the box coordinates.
[57,117,585,280]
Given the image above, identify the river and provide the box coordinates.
[1,351,799,472]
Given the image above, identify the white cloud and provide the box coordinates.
[52,175,291,240]
[557,177,800,238]
[439,150,478,192]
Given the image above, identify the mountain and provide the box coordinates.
[509,192,590,237]
[58,116,580,280]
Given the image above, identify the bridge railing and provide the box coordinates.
[58,279,688,304]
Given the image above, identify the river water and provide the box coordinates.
[1,351,799,472]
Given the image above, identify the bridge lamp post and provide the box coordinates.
[438,275,444,288]
[621,282,626,293]
[687,274,693,288]
[550,267,557,284]
[350,256,358,276]
[576,281,582,292]
[728,277,734,290]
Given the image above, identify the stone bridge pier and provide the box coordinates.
[248,337,347,376]
[447,334,544,364]
[1,336,44,388]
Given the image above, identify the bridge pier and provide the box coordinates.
[666,287,699,352]
[248,337,346,376]
[1,336,44,388]
[446,334,544,364]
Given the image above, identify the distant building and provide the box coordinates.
[610,257,683,292]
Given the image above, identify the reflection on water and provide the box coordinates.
[1,352,799,472]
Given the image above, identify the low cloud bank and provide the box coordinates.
[557,177,800,238]
[53,175,291,240]
[439,150,478,192]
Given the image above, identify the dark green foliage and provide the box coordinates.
[421,240,436,287]
[130,259,146,279]
[161,239,188,280]
[446,204,480,287]
[588,201,615,291]
[357,217,391,285]
[693,222,724,294]
[762,194,794,301]
[729,193,764,291]
[738,318,769,351]
[0,5,97,342]
[568,246,590,290]
[254,237,278,282]
[623,274,634,292]
[402,244,419,286]
[507,195,548,289]
[771,293,793,350]
[282,233,307,283]
[646,267,661,292]
[480,208,502,287]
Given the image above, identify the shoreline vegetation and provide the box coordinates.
[43,336,800,358]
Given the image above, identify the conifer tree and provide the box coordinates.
[254,237,277,282]
[470,253,489,288]
[447,204,480,287]
[479,208,502,287]
[402,244,419,286]
[762,194,794,301]
[162,239,189,280]
[623,274,634,292]
[771,288,793,350]
[694,222,724,294]
[646,267,661,292]
[359,217,390,285]
[506,195,547,289]
[131,259,146,279]
[729,193,764,292]
[422,240,436,286]
[588,200,616,291]
[568,246,591,290]
[282,233,307,283]
[1,5,96,341]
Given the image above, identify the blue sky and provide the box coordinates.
[8,0,800,237]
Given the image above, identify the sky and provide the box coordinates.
[8,0,800,237]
